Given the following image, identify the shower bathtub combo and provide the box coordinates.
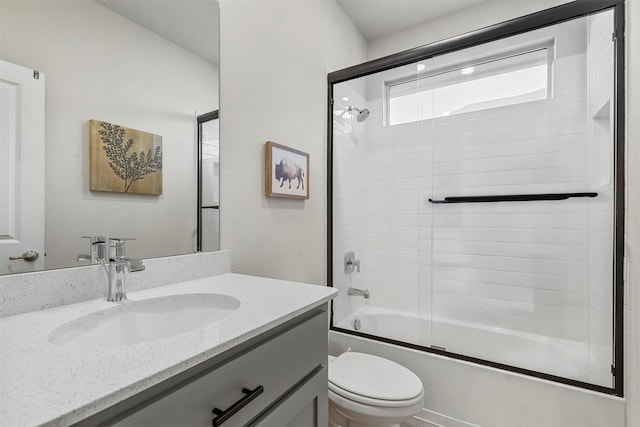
[327,1,625,425]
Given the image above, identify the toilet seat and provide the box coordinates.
[328,352,424,408]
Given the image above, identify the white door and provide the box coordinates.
[0,60,45,274]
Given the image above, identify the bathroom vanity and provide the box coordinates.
[108,305,328,426]
[0,271,336,426]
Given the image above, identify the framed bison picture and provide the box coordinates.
[265,141,309,199]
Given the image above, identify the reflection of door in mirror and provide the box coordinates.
[197,111,220,252]
[0,60,44,274]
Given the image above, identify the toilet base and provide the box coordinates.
[328,398,410,427]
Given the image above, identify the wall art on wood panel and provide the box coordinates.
[89,120,162,195]
[265,141,309,199]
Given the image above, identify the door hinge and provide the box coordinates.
[33,70,40,79]
[611,364,616,375]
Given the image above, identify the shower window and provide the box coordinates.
[387,47,551,126]
[329,2,624,396]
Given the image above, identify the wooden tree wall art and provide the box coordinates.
[89,120,162,195]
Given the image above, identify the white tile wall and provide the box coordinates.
[366,47,593,342]
[332,85,369,323]
[332,12,616,386]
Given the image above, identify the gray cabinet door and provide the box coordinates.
[251,367,328,427]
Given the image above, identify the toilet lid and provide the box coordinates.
[328,352,423,403]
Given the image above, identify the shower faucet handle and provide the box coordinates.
[344,251,361,274]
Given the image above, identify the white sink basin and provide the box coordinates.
[48,293,240,349]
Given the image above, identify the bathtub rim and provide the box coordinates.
[330,319,617,396]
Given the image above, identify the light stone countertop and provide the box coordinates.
[0,273,337,427]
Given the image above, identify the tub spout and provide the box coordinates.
[348,287,370,299]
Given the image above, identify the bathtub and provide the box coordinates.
[329,306,624,427]
[335,306,589,381]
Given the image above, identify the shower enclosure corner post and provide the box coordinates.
[612,0,626,397]
[327,76,335,328]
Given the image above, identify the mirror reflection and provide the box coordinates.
[197,110,220,252]
[0,0,220,275]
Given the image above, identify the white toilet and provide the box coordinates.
[328,352,424,427]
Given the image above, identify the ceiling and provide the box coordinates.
[96,0,220,65]
[336,0,490,40]
[96,0,489,65]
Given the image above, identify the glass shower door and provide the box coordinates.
[331,63,429,349]
[428,9,616,388]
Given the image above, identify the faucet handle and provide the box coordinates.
[109,238,136,258]
[344,251,361,274]
[79,236,107,263]
[109,238,136,246]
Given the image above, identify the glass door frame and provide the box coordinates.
[326,0,626,396]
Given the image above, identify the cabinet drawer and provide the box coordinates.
[113,309,327,427]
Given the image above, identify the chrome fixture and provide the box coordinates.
[88,237,145,302]
[77,236,106,264]
[348,287,370,299]
[344,251,361,274]
[106,238,145,302]
[347,106,370,122]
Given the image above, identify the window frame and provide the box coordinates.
[384,43,555,126]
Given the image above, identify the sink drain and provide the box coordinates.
[353,319,361,331]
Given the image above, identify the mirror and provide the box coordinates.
[0,0,219,275]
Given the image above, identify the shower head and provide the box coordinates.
[347,106,370,122]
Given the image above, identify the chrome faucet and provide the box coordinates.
[107,258,144,302]
[348,287,370,299]
[106,238,145,302]
[89,238,145,302]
